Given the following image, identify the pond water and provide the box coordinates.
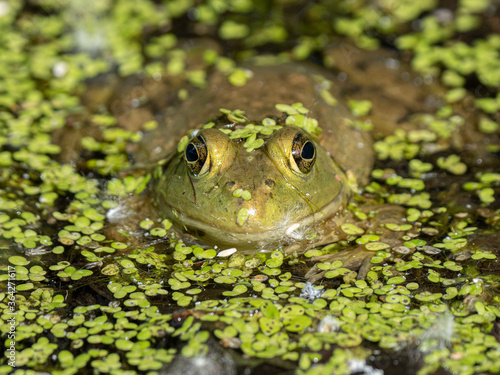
[1,1,499,375]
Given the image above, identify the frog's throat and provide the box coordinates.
[169,185,350,250]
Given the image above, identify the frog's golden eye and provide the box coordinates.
[185,135,210,176]
[290,132,316,174]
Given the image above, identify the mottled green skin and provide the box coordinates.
[148,64,372,250]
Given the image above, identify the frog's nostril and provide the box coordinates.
[265,179,275,187]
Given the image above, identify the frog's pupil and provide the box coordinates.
[185,143,198,162]
[301,141,314,160]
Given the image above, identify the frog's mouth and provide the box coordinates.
[169,185,350,251]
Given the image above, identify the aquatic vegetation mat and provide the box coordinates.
[1,0,500,374]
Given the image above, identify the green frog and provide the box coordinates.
[81,44,446,279]
[147,63,372,250]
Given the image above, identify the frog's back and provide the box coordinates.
[138,63,373,184]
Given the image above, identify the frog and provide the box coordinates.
[127,46,449,280]
[146,95,406,281]
[64,42,450,280]
[145,63,372,250]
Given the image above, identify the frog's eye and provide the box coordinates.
[290,132,316,174]
[184,135,210,176]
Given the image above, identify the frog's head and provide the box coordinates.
[153,124,349,251]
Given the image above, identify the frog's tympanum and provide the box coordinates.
[108,53,442,279]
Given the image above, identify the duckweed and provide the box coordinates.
[236,208,249,226]
[233,188,252,201]
[348,100,372,117]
